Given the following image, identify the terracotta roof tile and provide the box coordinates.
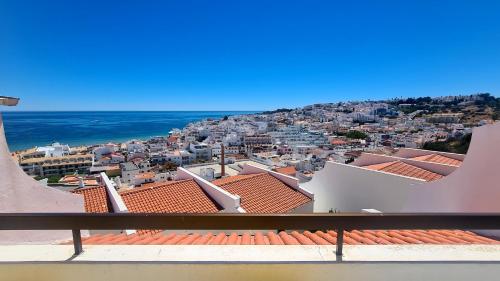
[410,154,463,167]
[121,179,222,214]
[274,166,297,176]
[120,179,222,235]
[72,186,110,213]
[363,161,444,181]
[211,174,261,186]
[214,173,311,213]
[80,229,499,245]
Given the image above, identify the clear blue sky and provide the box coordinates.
[1,0,500,111]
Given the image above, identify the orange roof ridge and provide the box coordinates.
[78,229,500,245]
[362,161,399,171]
[274,166,297,176]
[215,173,311,213]
[363,160,444,182]
[410,153,462,167]
[120,179,222,233]
[211,173,263,186]
[120,179,192,195]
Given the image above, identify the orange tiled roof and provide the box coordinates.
[214,173,311,213]
[211,174,260,186]
[410,153,463,167]
[363,161,444,182]
[135,172,155,179]
[274,166,297,176]
[120,179,222,214]
[79,229,499,245]
[72,186,110,213]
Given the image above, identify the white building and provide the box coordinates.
[189,143,211,161]
[36,142,70,158]
[302,122,500,221]
[120,161,151,184]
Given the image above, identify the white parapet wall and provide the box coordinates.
[0,113,86,244]
[100,173,135,235]
[301,122,500,216]
[301,162,424,212]
[175,167,243,213]
[100,173,128,213]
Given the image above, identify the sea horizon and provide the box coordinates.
[2,111,259,151]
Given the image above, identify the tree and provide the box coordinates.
[47,175,62,184]
[162,162,178,171]
[346,130,368,140]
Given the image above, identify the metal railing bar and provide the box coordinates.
[1,213,500,230]
[2,213,500,258]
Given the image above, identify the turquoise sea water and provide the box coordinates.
[1,111,256,151]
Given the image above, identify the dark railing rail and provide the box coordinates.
[2,213,500,259]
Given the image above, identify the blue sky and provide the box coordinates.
[1,0,500,111]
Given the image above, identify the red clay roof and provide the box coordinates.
[121,179,222,235]
[410,153,463,167]
[214,173,311,213]
[274,166,297,176]
[211,174,260,186]
[363,161,444,182]
[72,186,110,213]
[134,172,155,179]
[120,179,222,214]
[79,229,499,245]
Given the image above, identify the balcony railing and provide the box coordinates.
[1,213,500,261]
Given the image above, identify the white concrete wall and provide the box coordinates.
[0,113,85,244]
[2,246,500,281]
[403,122,500,212]
[302,162,423,212]
[101,173,128,213]
[289,200,314,213]
[302,122,500,214]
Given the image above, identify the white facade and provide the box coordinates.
[36,142,70,158]
[302,123,500,216]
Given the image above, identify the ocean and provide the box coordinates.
[1,111,257,151]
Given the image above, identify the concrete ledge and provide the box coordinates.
[2,260,500,281]
[2,245,500,263]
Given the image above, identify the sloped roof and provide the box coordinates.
[363,161,444,182]
[72,186,110,213]
[214,173,311,213]
[274,166,297,176]
[79,229,499,245]
[120,179,222,214]
[410,153,463,167]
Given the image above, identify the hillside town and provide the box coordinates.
[11,93,499,190]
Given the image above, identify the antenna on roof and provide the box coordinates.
[220,143,225,177]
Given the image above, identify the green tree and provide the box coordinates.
[346,130,368,140]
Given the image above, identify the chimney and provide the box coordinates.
[220,143,225,177]
[78,177,85,188]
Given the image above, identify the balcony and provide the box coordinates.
[2,98,500,280]
[1,213,500,281]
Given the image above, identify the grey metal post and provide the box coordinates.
[72,229,83,255]
[336,228,344,261]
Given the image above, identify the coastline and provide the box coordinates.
[2,111,258,152]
